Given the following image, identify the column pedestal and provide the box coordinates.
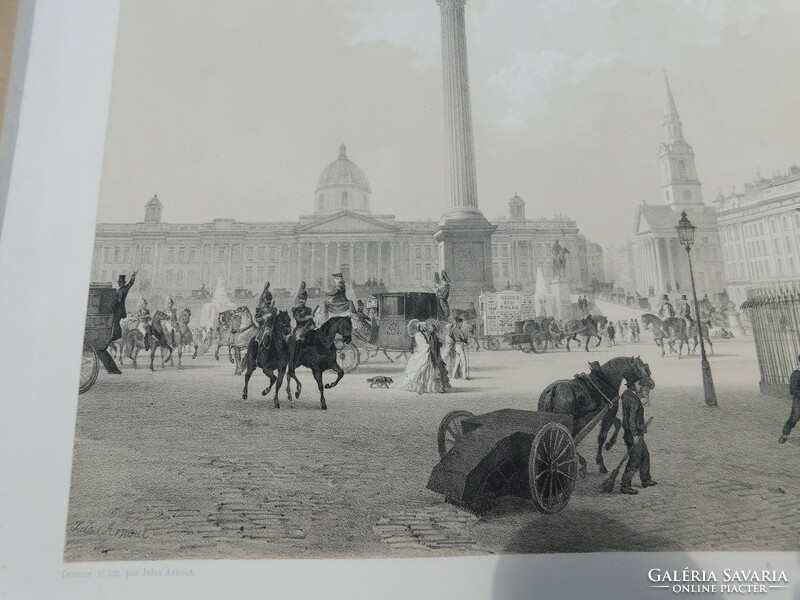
[434,216,496,312]
[550,278,573,320]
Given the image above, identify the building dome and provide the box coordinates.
[314,144,372,215]
[509,193,526,221]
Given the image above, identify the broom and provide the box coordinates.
[600,416,654,493]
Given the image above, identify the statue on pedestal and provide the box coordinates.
[551,240,570,280]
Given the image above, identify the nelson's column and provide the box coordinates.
[433,0,496,311]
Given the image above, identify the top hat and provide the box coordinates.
[118,274,127,284]
[662,294,669,300]
[331,272,343,278]
[681,294,687,300]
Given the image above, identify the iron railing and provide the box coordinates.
[740,283,800,397]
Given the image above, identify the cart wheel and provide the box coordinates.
[531,332,548,354]
[338,342,360,373]
[518,341,532,353]
[528,422,577,514]
[437,410,475,459]
[487,337,500,351]
[79,342,99,394]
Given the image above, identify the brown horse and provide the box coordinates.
[538,356,655,475]
[121,310,173,370]
[641,313,713,359]
[561,314,607,352]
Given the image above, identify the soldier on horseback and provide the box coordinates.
[290,282,315,367]
[255,281,276,346]
[134,297,152,350]
[162,295,179,348]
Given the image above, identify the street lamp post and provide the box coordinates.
[676,211,718,407]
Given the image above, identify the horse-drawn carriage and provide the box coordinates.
[349,291,443,370]
[503,316,564,354]
[80,283,117,393]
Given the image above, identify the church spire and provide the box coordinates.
[662,70,684,145]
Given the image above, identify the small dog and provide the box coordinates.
[367,376,393,388]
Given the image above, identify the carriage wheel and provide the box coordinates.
[518,341,532,353]
[487,337,500,351]
[437,410,475,459]
[531,332,548,354]
[528,422,577,514]
[79,342,99,394]
[338,342,360,373]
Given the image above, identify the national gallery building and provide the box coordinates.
[90,144,588,299]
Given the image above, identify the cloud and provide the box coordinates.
[341,0,800,132]
[344,1,438,70]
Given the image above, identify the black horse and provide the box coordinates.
[538,356,654,475]
[286,316,353,410]
[242,310,293,407]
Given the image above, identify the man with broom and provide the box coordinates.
[618,369,657,495]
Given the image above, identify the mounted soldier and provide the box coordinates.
[290,281,315,367]
[134,297,152,350]
[658,294,675,320]
[434,270,451,320]
[162,295,179,348]
[111,271,137,343]
[255,281,277,346]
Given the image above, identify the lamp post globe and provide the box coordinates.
[675,211,718,407]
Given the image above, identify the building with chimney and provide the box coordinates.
[714,166,800,306]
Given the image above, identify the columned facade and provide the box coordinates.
[631,74,726,298]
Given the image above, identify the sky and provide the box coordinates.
[96,0,800,246]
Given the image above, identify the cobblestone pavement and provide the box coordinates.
[65,335,800,560]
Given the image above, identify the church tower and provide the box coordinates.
[659,72,703,209]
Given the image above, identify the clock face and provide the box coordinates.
[682,189,692,201]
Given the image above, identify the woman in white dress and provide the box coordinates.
[399,320,449,394]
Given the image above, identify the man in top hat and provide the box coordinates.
[450,317,470,380]
[111,271,137,343]
[290,282,315,367]
[779,355,800,444]
[434,270,451,320]
[620,369,657,494]
[658,294,675,320]
[677,294,693,331]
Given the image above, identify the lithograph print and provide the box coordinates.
[66,0,800,562]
